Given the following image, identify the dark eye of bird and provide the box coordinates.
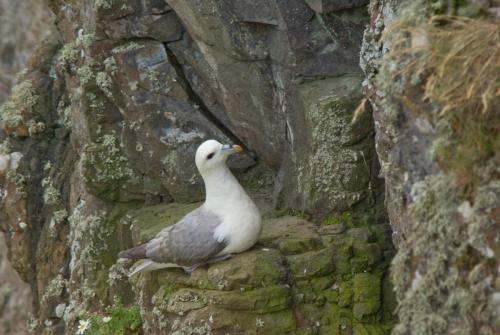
[207,152,215,160]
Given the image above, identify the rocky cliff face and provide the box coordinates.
[2,0,497,334]
[0,0,395,334]
[361,0,499,334]
[0,1,56,334]
[0,0,56,102]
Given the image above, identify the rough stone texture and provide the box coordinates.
[0,234,32,335]
[125,208,395,334]
[360,0,500,334]
[295,75,379,217]
[304,0,370,13]
[5,0,497,334]
[0,0,392,334]
[0,1,56,334]
[164,0,380,217]
[0,0,56,103]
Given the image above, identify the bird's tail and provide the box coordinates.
[128,260,179,277]
[118,243,148,260]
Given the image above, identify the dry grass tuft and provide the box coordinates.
[351,98,368,124]
[383,15,500,196]
[388,15,499,117]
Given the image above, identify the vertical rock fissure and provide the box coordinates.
[162,42,257,159]
[27,172,44,316]
[280,255,301,329]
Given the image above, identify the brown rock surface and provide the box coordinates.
[0,0,394,334]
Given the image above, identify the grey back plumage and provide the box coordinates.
[142,207,227,267]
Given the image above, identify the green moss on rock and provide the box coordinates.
[287,247,335,279]
[353,273,381,303]
[79,207,396,334]
[206,249,286,291]
[96,71,113,98]
[338,281,353,308]
[332,242,353,276]
[351,243,382,272]
[86,305,142,335]
[279,237,323,255]
[324,212,353,227]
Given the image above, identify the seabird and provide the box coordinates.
[118,139,262,276]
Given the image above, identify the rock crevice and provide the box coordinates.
[162,42,253,157]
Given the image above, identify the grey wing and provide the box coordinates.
[145,207,227,267]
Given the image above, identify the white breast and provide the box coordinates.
[202,164,262,255]
[215,197,261,254]
[214,194,262,255]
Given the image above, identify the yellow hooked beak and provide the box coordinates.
[233,144,243,153]
[221,143,243,155]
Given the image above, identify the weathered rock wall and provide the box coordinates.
[0,1,56,334]
[361,0,499,334]
[0,233,32,334]
[0,0,394,334]
[0,0,56,103]
[2,0,498,334]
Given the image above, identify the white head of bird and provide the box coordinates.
[195,139,242,177]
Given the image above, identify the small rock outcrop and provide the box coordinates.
[121,206,394,334]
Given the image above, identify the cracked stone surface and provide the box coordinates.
[0,0,391,334]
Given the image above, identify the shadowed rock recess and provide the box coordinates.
[0,0,396,334]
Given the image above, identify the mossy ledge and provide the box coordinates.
[114,205,396,334]
[40,202,395,334]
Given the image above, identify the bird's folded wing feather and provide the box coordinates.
[145,207,227,267]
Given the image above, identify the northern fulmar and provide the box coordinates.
[118,139,262,276]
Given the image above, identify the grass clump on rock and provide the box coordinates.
[377,9,500,335]
[391,16,498,116]
[384,15,500,196]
